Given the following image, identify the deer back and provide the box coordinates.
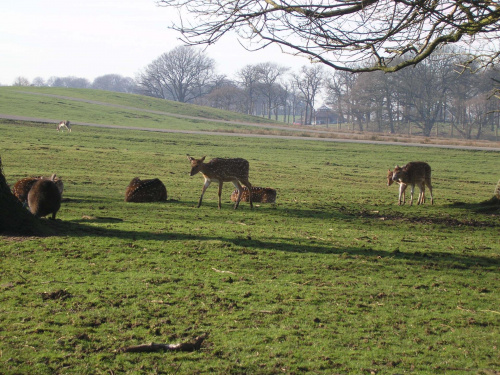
[27,179,62,218]
[125,177,167,202]
[393,162,431,184]
[203,158,250,181]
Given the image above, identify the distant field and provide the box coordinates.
[2,87,500,149]
[0,91,499,374]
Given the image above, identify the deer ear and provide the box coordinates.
[187,155,193,161]
[201,156,206,162]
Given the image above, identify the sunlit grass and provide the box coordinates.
[1,106,499,374]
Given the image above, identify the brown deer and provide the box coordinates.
[27,179,62,219]
[392,162,433,206]
[230,187,276,204]
[187,155,253,209]
[57,120,71,132]
[125,177,167,202]
[12,174,64,206]
[387,169,406,205]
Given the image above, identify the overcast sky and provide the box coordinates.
[0,0,311,86]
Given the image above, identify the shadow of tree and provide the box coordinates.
[449,197,500,215]
[40,217,499,271]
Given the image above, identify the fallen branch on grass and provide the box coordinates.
[117,334,207,353]
[212,267,235,274]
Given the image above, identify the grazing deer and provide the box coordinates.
[387,169,406,205]
[230,187,277,204]
[392,162,433,206]
[12,174,64,206]
[57,120,71,132]
[28,179,62,219]
[187,155,253,209]
[125,177,167,202]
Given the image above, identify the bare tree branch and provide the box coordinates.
[157,0,500,73]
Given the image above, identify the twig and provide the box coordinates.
[212,267,235,275]
[117,334,207,353]
[479,309,500,315]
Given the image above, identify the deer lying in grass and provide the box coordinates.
[28,178,62,219]
[125,177,167,202]
[387,169,406,205]
[187,155,253,209]
[57,120,71,132]
[392,162,433,206]
[12,174,64,206]
[230,187,276,204]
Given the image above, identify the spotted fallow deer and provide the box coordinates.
[187,155,253,209]
[230,187,276,204]
[57,120,71,132]
[387,169,406,205]
[392,162,433,206]
[125,177,167,202]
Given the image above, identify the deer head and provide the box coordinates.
[387,169,395,186]
[187,155,206,176]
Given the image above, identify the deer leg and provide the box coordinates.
[427,180,434,205]
[198,179,211,208]
[232,181,243,209]
[398,183,406,205]
[217,181,223,209]
[398,183,406,206]
[409,184,415,206]
[240,179,253,209]
[418,183,425,205]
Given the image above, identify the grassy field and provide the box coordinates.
[0,90,499,374]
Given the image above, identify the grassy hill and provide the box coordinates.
[0,86,288,132]
[0,90,499,374]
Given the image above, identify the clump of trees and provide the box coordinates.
[325,52,500,139]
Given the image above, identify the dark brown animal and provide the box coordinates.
[12,174,64,205]
[187,155,253,209]
[125,178,167,202]
[28,179,62,219]
[387,169,406,205]
[392,162,433,206]
[230,187,276,203]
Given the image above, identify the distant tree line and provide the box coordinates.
[11,45,500,140]
[13,74,137,94]
[325,52,500,140]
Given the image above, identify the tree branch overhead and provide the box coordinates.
[157,0,500,73]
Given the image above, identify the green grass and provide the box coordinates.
[0,91,499,374]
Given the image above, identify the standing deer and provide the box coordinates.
[57,120,71,132]
[392,162,433,206]
[187,155,253,209]
[387,169,406,205]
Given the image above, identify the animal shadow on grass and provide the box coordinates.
[449,197,500,215]
[42,217,499,271]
